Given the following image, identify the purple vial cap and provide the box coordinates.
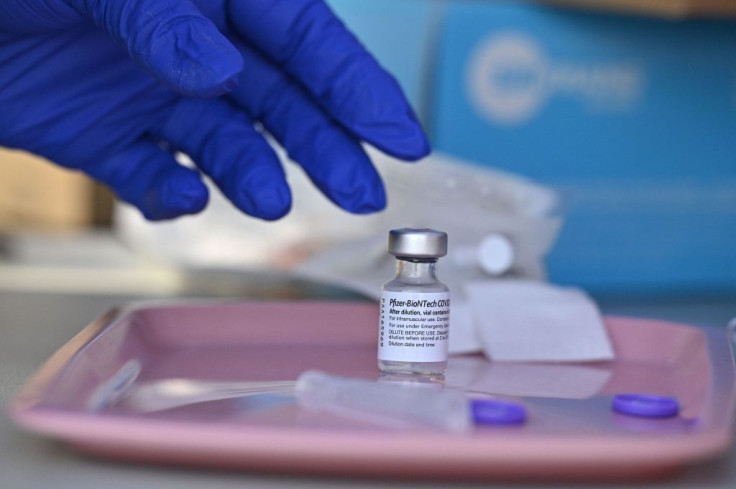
[471,399,527,426]
[612,394,680,418]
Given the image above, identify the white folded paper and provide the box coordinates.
[463,280,615,362]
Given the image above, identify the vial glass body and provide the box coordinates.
[378,258,450,375]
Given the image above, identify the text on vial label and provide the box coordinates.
[378,291,451,363]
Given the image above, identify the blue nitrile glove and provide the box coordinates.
[0,0,429,220]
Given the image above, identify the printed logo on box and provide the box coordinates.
[466,32,645,125]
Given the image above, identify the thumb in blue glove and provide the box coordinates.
[0,0,244,96]
[0,0,430,220]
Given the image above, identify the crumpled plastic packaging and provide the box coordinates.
[116,147,559,271]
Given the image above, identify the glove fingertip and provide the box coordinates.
[166,176,209,213]
[379,125,431,162]
[253,188,293,221]
[236,180,292,221]
[326,174,386,215]
[349,187,386,214]
[144,173,209,220]
[350,199,386,215]
[358,108,431,161]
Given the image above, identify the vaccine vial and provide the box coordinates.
[378,228,450,375]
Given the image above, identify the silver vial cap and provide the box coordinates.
[388,228,448,259]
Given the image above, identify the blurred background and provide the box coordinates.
[4,5,736,486]
[1,0,735,299]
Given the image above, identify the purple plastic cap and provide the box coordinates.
[612,394,680,418]
[471,399,527,426]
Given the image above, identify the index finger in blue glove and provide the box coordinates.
[67,0,243,96]
[227,0,430,161]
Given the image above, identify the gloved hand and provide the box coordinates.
[0,0,429,220]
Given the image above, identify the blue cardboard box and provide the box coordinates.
[433,2,736,293]
[329,0,736,293]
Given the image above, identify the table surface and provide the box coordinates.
[2,287,736,489]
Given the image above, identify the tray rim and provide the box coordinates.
[9,300,736,477]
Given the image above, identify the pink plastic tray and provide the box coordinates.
[10,301,736,481]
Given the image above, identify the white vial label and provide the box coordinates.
[378,291,450,362]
